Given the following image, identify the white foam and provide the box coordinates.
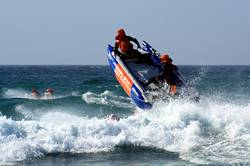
[71,91,80,96]
[1,99,250,164]
[3,88,74,100]
[82,91,133,108]
[3,89,29,99]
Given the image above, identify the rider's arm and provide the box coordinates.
[127,36,140,48]
[114,42,118,51]
[172,64,178,71]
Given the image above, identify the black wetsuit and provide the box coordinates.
[159,63,183,86]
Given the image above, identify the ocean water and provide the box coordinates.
[0,65,250,166]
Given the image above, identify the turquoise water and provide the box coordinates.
[0,65,250,165]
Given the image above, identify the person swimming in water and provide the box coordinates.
[108,114,120,121]
[31,88,40,98]
[44,88,54,97]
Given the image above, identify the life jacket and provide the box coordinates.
[115,36,132,53]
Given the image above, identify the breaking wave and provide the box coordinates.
[1,98,250,165]
[82,90,133,108]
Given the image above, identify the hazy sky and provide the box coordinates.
[0,0,249,65]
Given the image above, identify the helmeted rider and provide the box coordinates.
[159,54,180,95]
[114,28,142,59]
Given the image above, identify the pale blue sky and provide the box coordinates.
[0,0,249,65]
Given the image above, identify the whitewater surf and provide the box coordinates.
[0,65,250,165]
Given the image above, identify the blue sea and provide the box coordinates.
[0,65,250,165]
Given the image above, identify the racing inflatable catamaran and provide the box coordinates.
[107,41,199,109]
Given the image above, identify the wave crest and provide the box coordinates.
[82,91,133,108]
[1,99,250,164]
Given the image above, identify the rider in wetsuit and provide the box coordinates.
[114,28,142,59]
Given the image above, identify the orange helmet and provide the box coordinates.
[160,54,170,62]
[115,28,126,40]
